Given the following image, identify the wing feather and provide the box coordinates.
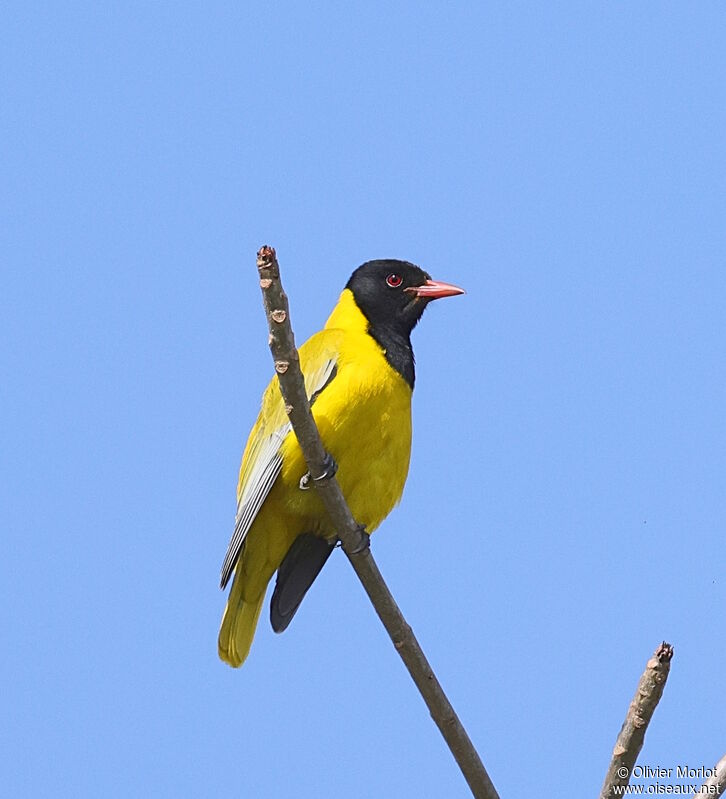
[220,345,338,588]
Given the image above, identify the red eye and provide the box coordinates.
[386,273,403,288]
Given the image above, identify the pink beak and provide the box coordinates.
[406,278,466,300]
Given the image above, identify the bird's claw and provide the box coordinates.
[299,452,338,490]
[315,452,338,481]
[348,525,370,555]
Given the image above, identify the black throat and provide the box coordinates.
[344,259,429,391]
[367,322,415,389]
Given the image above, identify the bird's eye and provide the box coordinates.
[386,273,403,288]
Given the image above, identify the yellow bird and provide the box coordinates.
[219,259,464,667]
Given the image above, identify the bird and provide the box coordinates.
[219,259,464,667]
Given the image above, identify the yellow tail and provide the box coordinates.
[218,572,265,668]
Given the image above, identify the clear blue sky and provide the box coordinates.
[3,3,724,797]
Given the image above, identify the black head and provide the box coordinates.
[347,259,464,337]
[345,259,464,387]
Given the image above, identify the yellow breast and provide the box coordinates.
[279,289,413,535]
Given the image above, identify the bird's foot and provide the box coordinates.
[347,525,370,555]
[299,452,338,490]
[315,452,338,481]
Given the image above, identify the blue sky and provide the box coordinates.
[3,2,725,796]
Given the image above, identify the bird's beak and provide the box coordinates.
[406,279,466,300]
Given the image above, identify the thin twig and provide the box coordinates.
[698,753,726,798]
[255,245,500,799]
[599,642,674,799]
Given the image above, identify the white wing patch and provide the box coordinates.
[220,357,337,588]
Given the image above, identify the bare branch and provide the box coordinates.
[255,245,500,799]
[698,753,726,798]
[599,642,674,799]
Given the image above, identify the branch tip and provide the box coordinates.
[655,641,674,663]
[599,641,674,799]
[257,244,276,262]
[257,245,279,277]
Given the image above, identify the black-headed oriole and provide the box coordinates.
[219,259,464,666]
